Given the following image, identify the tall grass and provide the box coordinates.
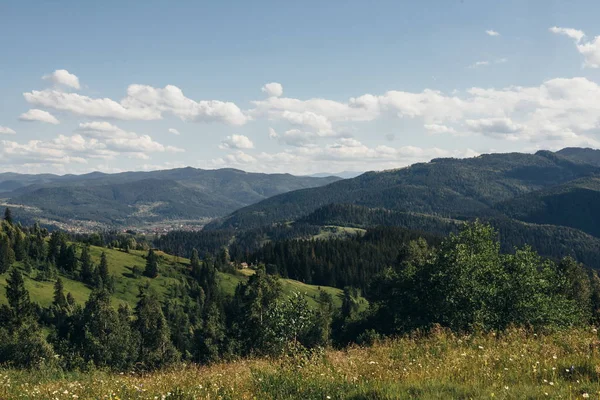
[2,327,600,399]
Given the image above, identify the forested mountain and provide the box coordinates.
[494,177,600,237]
[0,168,340,227]
[205,148,600,269]
[208,149,600,231]
[557,147,600,167]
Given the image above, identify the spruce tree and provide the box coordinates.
[3,207,13,225]
[97,251,112,290]
[6,268,31,323]
[80,245,94,284]
[144,249,159,278]
[190,248,201,278]
[13,229,26,261]
[134,284,179,368]
[53,277,68,309]
[0,234,15,274]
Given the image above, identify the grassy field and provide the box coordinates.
[2,327,600,399]
[0,245,349,309]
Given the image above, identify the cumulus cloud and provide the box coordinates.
[24,84,247,125]
[551,26,600,68]
[19,109,60,125]
[280,110,334,134]
[42,69,81,90]
[0,126,16,135]
[168,128,180,135]
[74,121,184,158]
[207,138,479,175]
[219,134,254,150]
[261,82,283,97]
[268,127,279,139]
[486,30,500,37]
[424,124,458,135]
[550,26,585,43]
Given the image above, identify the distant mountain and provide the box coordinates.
[206,148,600,268]
[208,150,600,230]
[494,176,600,237]
[307,171,364,179]
[556,147,600,167]
[0,168,340,228]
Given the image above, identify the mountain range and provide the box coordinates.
[0,168,340,228]
[206,147,600,268]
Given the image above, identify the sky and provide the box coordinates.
[1,0,600,176]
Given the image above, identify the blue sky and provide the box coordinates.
[1,0,600,175]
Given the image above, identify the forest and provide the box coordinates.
[1,205,600,377]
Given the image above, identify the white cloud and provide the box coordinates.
[42,69,81,90]
[268,127,278,139]
[219,134,254,150]
[19,109,60,125]
[280,110,334,135]
[469,61,490,68]
[486,30,500,37]
[466,117,523,137]
[0,126,16,135]
[261,82,283,97]
[551,26,600,68]
[424,124,457,135]
[469,58,507,68]
[74,121,184,157]
[168,128,180,135]
[550,26,585,43]
[24,84,248,125]
[207,139,479,175]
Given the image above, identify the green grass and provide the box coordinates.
[2,327,600,399]
[312,225,366,240]
[0,246,352,310]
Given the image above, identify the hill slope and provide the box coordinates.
[0,245,348,309]
[207,149,600,230]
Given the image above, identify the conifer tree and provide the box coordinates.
[3,207,13,225]
[80,245,94,284]
[0,234,15,274]
[144,249,159,278]
[53,277,68,309]
[6,268,31,324]
[134,284,179,368]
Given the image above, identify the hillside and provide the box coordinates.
[0,245,349,309]
[557,147,600,167]
[207,150,600,231]
[495,177,600,237]
[0,167,340,228]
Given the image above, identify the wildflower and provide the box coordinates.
[478,346,484,350]
[549,382,554,386]
[553,355,557,360]
[592,328,597,333]
[582,394,590,398]
[504,386,509,390]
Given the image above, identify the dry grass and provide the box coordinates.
[3,327,600,399]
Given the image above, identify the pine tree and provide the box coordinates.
[190,248,201,278]
[5,268,31,324]
[13,229,26,261]
[0,234,15,274]
[97,251,112,290]
[80,245,94,284]
[53,277,68,309]
[144,249,159,278]
[3,207,13,225]
[134,284,179,368]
